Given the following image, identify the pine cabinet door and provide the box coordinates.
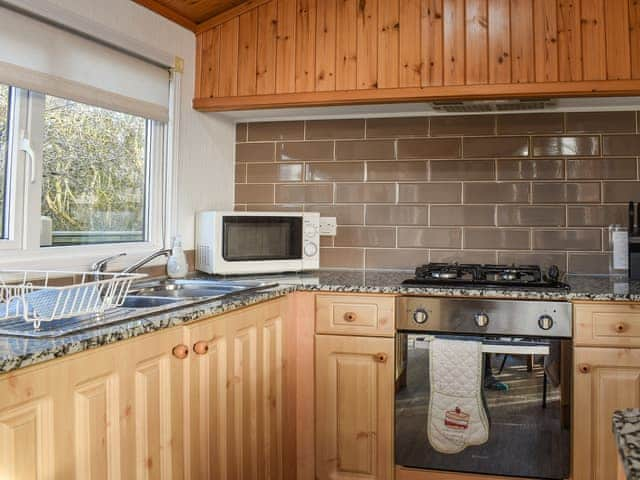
[573,347,640,480]
[315,334,394,480]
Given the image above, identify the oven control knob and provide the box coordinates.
[538,314,554,331]
[474,312,489,328]
[413,308,429,324]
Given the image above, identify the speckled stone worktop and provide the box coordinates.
[2,269,640,375]
[614,409,640,479]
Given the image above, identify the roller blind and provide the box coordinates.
[0,6,170,121]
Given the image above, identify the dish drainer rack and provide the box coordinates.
[0,269,147,329]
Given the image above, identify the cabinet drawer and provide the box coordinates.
[574,303,640,347]
[315,294,395,337]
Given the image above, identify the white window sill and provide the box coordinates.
[0,242,167,273]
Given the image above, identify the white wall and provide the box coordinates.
[28,0,236,250]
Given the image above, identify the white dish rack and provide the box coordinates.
[0,270,147,330]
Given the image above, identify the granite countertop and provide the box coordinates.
[2,269,640,375]
[613,409,640,479]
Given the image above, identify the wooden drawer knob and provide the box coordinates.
[344,312,357,322]
[172,344,189,359]
[578,363,591,374]
[373,352,388,363]
[193,341,209,355]
[615,323,628,333]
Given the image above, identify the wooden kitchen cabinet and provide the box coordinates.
[315,334,394,480]
[184,297,287,480]
[573,346,640,480]
[0,326,186,480]
[194,0,640,111]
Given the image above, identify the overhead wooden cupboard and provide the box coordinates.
[194,0,640,111]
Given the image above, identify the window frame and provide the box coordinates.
[0,87,169,271]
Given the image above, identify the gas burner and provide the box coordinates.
[405,263,570,291]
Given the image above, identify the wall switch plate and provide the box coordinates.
[319,216,337,236]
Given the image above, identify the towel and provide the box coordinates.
[428,338,490,454]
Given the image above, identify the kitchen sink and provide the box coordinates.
[120,295,182,308]
[129,278,275,299]
[0,278,277,338]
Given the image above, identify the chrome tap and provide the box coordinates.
[91,253,127,280]
[122,249,172,274]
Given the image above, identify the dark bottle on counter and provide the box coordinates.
[628,202,640,279]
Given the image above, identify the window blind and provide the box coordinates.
[0,6,170,121]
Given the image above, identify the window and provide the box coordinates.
[0,84,8,239]
[42,95,149,246]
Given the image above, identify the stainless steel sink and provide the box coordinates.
[129,278,275,299]
[121,296,182,308]
[0,278,277,338]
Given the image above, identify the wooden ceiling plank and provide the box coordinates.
[132,0,199,31]
[195,0,272,33]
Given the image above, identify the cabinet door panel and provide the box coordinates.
[263,314,283,480]
[186,320,227,480]
[573,347,640,480]
[316,335,394,480]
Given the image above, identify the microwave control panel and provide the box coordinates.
[303,214,320,267]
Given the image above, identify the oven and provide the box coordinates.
[395,296,572,479]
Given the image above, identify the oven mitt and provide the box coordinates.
[427,338,489,454]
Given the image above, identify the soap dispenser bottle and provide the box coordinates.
[167,235,188,278]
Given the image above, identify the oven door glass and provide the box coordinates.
[222,216,303,261]
[395,333,571,479]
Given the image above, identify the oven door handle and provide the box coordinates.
[482,344,549,355]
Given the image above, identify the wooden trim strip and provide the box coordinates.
[193,79,640,111]
[195,0,272,33]
[131,0,198,31]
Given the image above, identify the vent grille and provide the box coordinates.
[197,244,212,268]
[432,99,556,113]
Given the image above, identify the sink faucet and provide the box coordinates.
[121,249,172,274]
[91,253,127,280]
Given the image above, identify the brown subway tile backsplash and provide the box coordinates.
[496,159,564,180]
[398,183,462,204]
[464,228,530,250]
[531,182,601,203]
[305,162,364,182]
[533,229,601,251]
[431,115,495,136]
[496,113,564,135]
[235,113,637,273]
[335,140,396,160]
[236,142,275,162]
[397,228,462,248]
[335,183,396,203]
[565,111,636,133]
[248,121,304,141]
[275,184,333,203]
[532,136,600,156]
[397,138,461,159]
[567,157,637,179]
[463,182,530,203]
[430,160,495,181]
[463,136,529,157]
[603,134,640,156]
[366,117,428,138]
[431,205,496,226]
[334,226,396,247]
[276,141,334,161]
[365,205,428,226]
[497,206,565,226]
[368,161,428,181]
[246,163,303,183]
[306,119,365,139]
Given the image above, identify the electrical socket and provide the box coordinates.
[319,216,337,236]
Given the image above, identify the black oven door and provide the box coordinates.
[395,333,571,479]
[221,215,303,261]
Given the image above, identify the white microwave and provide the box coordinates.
[195,211,320,275]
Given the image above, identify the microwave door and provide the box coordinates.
[222,216,303,261]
